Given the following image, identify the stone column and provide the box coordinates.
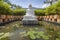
[1,15,6,19]
[49,15,54,22]
[57,19,60,23]
[5,19,8,22]
[47,16,50,21]
[1,15,6,22]
[56,15,60,23]
[54,15,60,23]
[45,16,47,21]
[49,18,52,21]
[0,19,3,23]
[52,18,55,22]
[43,16,46,20]
[7,15,10,21]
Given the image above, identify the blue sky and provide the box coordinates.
[9,0,49,8]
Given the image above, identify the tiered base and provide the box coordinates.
[22,20,38,25]
[22,15,39,25]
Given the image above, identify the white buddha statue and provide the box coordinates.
[22,4,38,25]
[25,4,35,16]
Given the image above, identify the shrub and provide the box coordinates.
[34,9,45,16]
[13,9,26,16]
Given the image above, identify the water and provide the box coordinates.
[0,21,60,40]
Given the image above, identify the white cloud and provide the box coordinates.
[42,4,50,8]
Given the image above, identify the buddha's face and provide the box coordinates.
[29,4,32,8]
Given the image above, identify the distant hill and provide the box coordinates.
[22,7,44,10]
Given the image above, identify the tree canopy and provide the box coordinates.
[0,1,11,15]
[0,0,25,15]
[0,0,60,16]
[45,1,60,15]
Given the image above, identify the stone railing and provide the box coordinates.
[0,15,23,24]
[0,15,60,24]
[42,15,60,23]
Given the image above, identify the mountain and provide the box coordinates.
[22,7,44,10]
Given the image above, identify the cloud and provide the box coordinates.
[42,4,50,8]
[9,0,46,8]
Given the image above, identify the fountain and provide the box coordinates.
[22,4,38,25]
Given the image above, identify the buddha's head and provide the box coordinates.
[29,4,32,8]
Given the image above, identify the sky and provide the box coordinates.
[9,0,50,8]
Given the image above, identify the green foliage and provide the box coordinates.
[0,0,60,16]
[0,0,26,15]
[0,37,9,40]
[23,31,49,40]
[0,0,3,1]
[45,1,60,15]
[0,1,12,15]
[13,9,26,16]
[34,9,45,16]
[56,38,60,40]
[35,1,60,16]
[43,22,60,40]
[45,6,56,15]
[11,4,22,8]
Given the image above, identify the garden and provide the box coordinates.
[0,0,60,40]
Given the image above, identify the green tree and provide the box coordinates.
[0,1,12,15]
[45,1,60,15]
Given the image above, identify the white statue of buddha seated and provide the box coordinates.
[22,4,38,25]
[25,4,35,16]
